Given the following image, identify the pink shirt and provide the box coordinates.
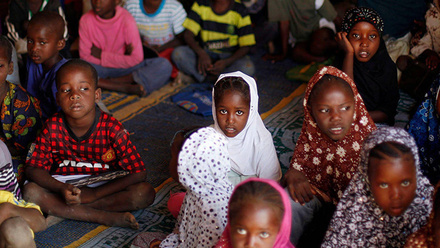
[79,6,143,69]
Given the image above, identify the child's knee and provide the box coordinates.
[129,182,156,209]
[22,182,43,203]
[0,217,35,248]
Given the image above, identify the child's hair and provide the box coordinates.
[56,59,99,89]
[309,74,354,105]
[214,76,250,106]
[341,7,384,35]
[369,141,413,161]
[0,36,12,63]
[229,181,284,225]
[29,11,65,40]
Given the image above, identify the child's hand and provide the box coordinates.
[284,168,316,205]
[125,43,133,55]
[197,51,213,76]
[425,52,440,70]
[62,184,81,205]
[336,32,354,55]
[91,44,102,59]
[208,60,227,75]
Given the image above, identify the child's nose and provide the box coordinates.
[69,92,81,100]
[389,186,400,199]
[244,235,256,247]
[226,114,234,124]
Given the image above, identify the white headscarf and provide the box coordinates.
[160,127,233,248]
[212,71,281,180]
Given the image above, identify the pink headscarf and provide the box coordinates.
[215,178,295,248]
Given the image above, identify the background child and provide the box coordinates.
[0,139,46,247]
[0,36,42,183]
[160,127,233,247]
[171,0,256,83]
[407,76,440,186]
[79,0,172,96]
[23,59,155,229]
[405,181,440,248]
[335,7,399,125]
[322,127,433,247]
[25,11,67,121]
[284,66,376,245]
[215,178,294,248]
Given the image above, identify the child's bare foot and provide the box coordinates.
[126,83,147,97]
[112,212,139,229]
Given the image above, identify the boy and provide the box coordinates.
[79,0,172,96]
[26,11,68,121]
[23,59,155,229]
[171,0,256,83]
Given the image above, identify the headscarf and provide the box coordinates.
[290,66,376,204]
[322,127,433,248]
[212,71,281,181]
[160,127,233,248]
[407,78,440,185]
[337,7,399,125]
[215,178,295,248]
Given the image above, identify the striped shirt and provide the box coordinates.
[0,140,21,199]
[184,0,255,53]
[124,0,187,46]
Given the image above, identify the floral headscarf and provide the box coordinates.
[341,7,384,35]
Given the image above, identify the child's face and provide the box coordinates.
[92,0,119,19]
[0,47,13,84]
[348,21,380,62]
[230,202,281,248]
[368,155,417,217]
[215,89,250,138]
[309,83,355,141]
[27,24,64,66]
[56,66,101,121]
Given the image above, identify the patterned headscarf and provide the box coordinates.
[322,127,433,248]
[215,178,295,248]
[341,7,384,34]
[407,78,440,185]
[160,127,233,248]
[290,66,376,204]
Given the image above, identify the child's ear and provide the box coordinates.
[57,39,66,51]
[95,87,102,102]
[7,61,13,75]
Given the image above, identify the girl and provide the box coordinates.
[335,7,399,125]
[322,127,433,247]
[405,182,440,248]
[212,71,281,185]
[284,66,376,244]
[407,76,440,186]
[160,127,233,247]
[215,178,294,248]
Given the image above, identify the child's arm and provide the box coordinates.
[284,168,316,204]
[184,29,213,76]
[0,202,47,232]
[292,41,327,64]
[155,33,184,53]
[336,31,354,79]
[209,46,251,75]
[420,49,440,70]
[262,20,290,62]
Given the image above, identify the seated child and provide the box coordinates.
[160,127,233,247]
[0,36,42,182]
[322,127,433,247]
[23,59,155,229]
[215,178,294,248]
[25,11,68,121]
[0,139,46,247]
[284,66,376,245]
[405,181,440,248]
[335,7,399,125]
[124,0,187,82]
[171,0,256,83]
[407,76,440,186]
[79,0,172,96]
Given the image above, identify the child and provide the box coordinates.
[215,178,294,248]
[124,0,187,82]
[322,127,433,247]
[160,127,233,247]
[23,59,155,229]
[26,11,68,121]
[79,0,172,96]
[405,181,440,248]
[171,0,256,83]
[0,36,42,183]
[335,7,399,125]
[0,139,46,247]
[284,66,376,244]
[407,76,440,186]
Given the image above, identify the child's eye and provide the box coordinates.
[369,34,377,39]
[219,109,227,114]
[61,89,71,93]
[341,106,350,111]
[379,183,388,189]
[27,40,33,44]
[40,41,47,45]
[236,228,246,235]
[319,109,329,113]
[81,87,89,91]
[352,34,360,39]
[259,232,270,239]
[401,180,410,187]
[236,110,244,116]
